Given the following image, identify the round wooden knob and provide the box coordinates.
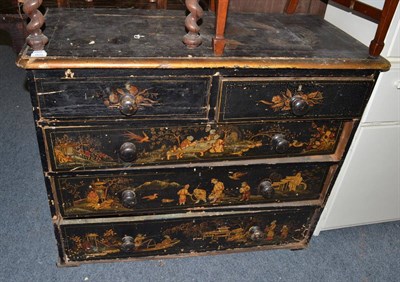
[121,190,137,208]
[258,180,275,198]
[290,95,309,116]
[119,142,137,162]
[249,226,264,241]
[121,235,135,252]
[119,94,138,116]
[272,134,289,154]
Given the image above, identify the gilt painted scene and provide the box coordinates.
[56,163,332,217]
[49,120,342,171]
[63,208,314,261]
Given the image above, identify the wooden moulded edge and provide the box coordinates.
[16,53,391,71]
[58,207,314,225]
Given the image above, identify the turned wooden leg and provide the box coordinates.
[369,0,399,57]
[285,0,299,14]
[183,0,204,48]
[56,0,69,7]
[213,0,229,56]
[209,0,216,11]
[157,0,168,9]
[23,0,48,56]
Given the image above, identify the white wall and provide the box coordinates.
[315,1,400,234]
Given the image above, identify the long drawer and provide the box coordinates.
[59,206,318,263]
[44,120,352,172]
[218,77,374,121]
[53,162,337,218]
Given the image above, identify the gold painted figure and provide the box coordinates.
[177,184,192,205]
[180,136,196,149]
[239,181,251,201]
[272,172,307,192]
[280,225,289,239]
[265,220,277,241]
[134,234,147,250]
[208,178,225,203]
[192,188,207,204]
[209,138,225,153]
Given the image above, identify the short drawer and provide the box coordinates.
[218,77,373,121]
[54,162,336,218]
[36,75,211,120]
[60,206,317,263]
[44,120,350,171]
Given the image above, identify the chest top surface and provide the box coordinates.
[16,8,389,70]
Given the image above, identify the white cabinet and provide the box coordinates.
[315,1,400,234]
[317,125,400,231]
[363,62,400,123]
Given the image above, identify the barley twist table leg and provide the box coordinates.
[183,0,204,48]
[23,0,48,56]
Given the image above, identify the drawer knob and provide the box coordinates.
[249,226,264,241]
[121,235,135,252]
[258,180,275,199]
[119,94,138,116]
[121,190,137,208]
[272,134,289,154]
[119,142,137,162]
[291,95,309,116]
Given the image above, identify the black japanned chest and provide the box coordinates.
[17,8,389,266]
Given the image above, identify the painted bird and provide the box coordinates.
[161,199,174,203]
[142,193,159,201]
[123,131,150,143]
[229,172,248,180]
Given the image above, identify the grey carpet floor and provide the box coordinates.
[0,44,399,282]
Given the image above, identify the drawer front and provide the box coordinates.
[36,76,211,120]
[45,120,346,171]
[55,162,336,218]
[218,77,373,121]
[61,207,316,262]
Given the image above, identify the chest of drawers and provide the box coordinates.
[17,8,389,266]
